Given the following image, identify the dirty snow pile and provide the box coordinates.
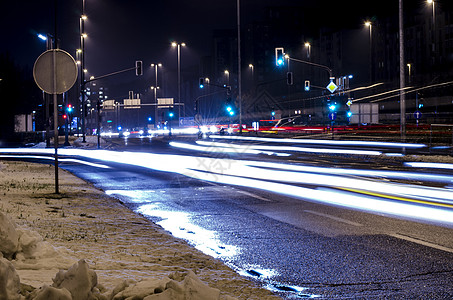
[0,211,237,300]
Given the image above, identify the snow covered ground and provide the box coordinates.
[0,160,281,300]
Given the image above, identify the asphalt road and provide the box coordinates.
[2,136,453,298]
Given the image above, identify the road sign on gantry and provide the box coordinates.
[33,49,78,94]
[326,81,338,94]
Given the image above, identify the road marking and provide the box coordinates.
[304,210,363,227]
[206,183,272,202]
[389,233,453,254]
[236,190,272,202]
[338,187,453,209]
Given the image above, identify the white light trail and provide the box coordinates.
[194,140,382,156]
[210,135,426,149]
[405,162,453,170]
[1,148,452,226]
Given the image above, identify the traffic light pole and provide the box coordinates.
[83,63,142,149]
[84,66,140,84]
[64,93,70,146]
[286,56,333,80]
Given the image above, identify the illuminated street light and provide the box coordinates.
[304,42,311,59]
[427,0,436,54]
[407,63,412,84]
[151,63,162,127]
[80,0,88,143]
[172,42,186,119]
[365,21,373,83]
[427,0,435,25]
[224,70,230,84]
[37,34,47,41]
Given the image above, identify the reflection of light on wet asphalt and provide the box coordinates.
[237,266,320,298]
[105,190,238,258]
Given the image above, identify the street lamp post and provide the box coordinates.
[427,0,435,25]
[237,0,242,133]
[172,42,185,122]
[248,64,254,91]
[304,42,311,60]
[427,0,436,57]
[399,0,406,140]
[80,1,87,142]
[224,70,230,85]
[407,63,412,84]
[151,63,162,128]
[37,33,53,147]
[365,21,373,83]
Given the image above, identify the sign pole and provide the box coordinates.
[52,50,59,194]
[34,49,78,195]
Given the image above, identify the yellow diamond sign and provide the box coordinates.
[326,81,338,93]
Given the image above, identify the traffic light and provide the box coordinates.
[287,72,293,85]
[169,109,174,118]
[328,103,337,111]
[135,60,143,76]
[226,105,235,116]
[304,80,310,91]
[275,47,285,66]
[225,97,235,116]
[66,104,73,113]
[199,78,204,88]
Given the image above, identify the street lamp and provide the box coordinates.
[224,70,230,85]
[151,63,162,128]
[80,0,87,143]
[365,21,373,83]
[37,34,47,41]
[37,33,53,147]
[427,0,435,25]
[399,0,406,140]
[427,0,436,55]
[172,42,185,121]
[304,42,311,60]
[407,63,412,84]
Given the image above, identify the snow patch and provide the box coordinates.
[0,211,237,300]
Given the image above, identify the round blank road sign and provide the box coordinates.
[33,49,78,94]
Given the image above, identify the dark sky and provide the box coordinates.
[2,0,449,98]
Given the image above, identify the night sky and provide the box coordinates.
[1,0,449,98]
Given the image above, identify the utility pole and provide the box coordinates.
[237,0,242,133]
[81,0,87,143]
[399,0,406,140]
